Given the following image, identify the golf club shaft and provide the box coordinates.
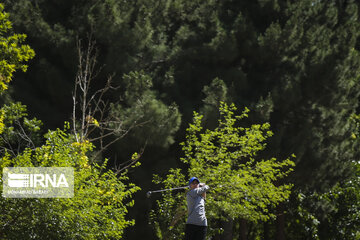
[150,186,188,193]
[147,186,188,198]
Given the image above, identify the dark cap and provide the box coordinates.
[189,177,199,186]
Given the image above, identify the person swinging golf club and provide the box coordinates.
[185,177,209,240]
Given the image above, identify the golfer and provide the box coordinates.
[185,177,209,240]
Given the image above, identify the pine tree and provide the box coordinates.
[4,0,360,238]
[142,0,360,238]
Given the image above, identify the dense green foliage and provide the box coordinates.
[150,168,187,240]
[1,0,360,239]
[0,124,140,239]
[110,70,181,147]
[0,2,34,135]
[0,102,43,156]
[182,103,295,222]
[286,161,360,240]
[150,102,295,239]
[0,3,34,93]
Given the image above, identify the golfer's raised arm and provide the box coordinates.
[189,184,209,197]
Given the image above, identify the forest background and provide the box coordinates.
[0,0,360,239]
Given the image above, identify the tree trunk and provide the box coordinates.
[263,221,270,240]
[213,218,233,240]
[239,218,247,240]
[223,218,233,240]
[212,219,222,240]
[276,204,285,240]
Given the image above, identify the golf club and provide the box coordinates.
[146,186,189,198]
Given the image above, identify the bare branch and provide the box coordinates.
[114,142,146,175]
[71,36,149,172]
[0,119,38,158]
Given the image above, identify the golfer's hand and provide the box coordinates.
[199,183,205,187]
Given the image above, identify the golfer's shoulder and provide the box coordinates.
[189,186,209,196]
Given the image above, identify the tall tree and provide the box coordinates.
[142,0,360,189]
[0,6,141,239]
[141,0,360,237]
[149,102,295,239]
